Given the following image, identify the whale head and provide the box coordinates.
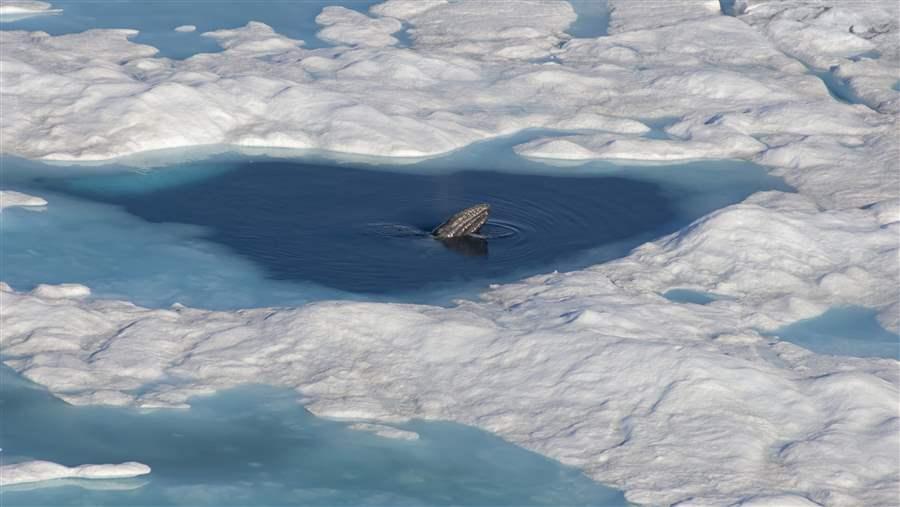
[432,203,490,239]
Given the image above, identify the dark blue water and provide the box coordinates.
[0,367,627,506]
[0,0,380,59]
[771,307,899,359]
[20,156,784,298]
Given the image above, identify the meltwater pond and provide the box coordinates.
[771,307,900,360]
[0,368,627,506]
[3,146,788,308]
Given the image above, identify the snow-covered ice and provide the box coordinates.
[0,460,151,486]
[1,0,898,505]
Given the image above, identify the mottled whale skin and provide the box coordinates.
[432,204,490,239]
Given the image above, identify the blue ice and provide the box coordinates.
[771,307,900,359]
[0,0,380,59]
[0,367,627,507]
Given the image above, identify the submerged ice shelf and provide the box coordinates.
[0,367,626,506]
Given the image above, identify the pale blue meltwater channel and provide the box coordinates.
[0,367,628,506]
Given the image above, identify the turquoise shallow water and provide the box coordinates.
[0,367,628,506]
[1,0,612,58]
[0,0,381,58]
[771,307,899,360]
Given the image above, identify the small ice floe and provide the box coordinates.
[174,25,196,33]
[348,423,420,441]
[30,283,91,299]
[0,190,47,211]
[0,1,60,22]
[0,460,151,486]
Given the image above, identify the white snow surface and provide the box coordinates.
[1,1,899,506]
[0,460,151,486]
[316,6,402,47]
[0,190,47,210]
[738,0,900,113]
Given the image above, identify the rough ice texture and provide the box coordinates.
[0,190,47,210]
[30,282,91,299]
[316,6,402,47]
[0,460,151,486]
[1,1,899,506]
[738,0,900,113]
[606,0,721,33]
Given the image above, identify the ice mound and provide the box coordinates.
[30,283,91,299]
[0,460,151,486]
[606,0,721,33]
[604,191,898,331]
[0,190,47,210]
[174,25,196,33]
[316,6,402,47]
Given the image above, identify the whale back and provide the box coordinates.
[432,203,490,239]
